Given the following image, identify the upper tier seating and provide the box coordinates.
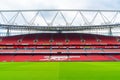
[0,35,23,45]
[21,34,38,45]
[97,35,119,44]
[67,34,82,45]
[52,34,67,45]
[81,34,98,44]
[37,33,51,45]
[0,33,119,45]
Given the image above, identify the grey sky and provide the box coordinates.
[0,0,119,10]
[0,0,120,36]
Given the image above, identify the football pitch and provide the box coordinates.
[0,62,120,80]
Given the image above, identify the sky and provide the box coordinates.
[0,0,120,36]
[0,0,119,10]
[0,0,120,26]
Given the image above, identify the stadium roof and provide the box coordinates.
[0,9,120,31]
[0,23,120,31]
[0,9,120,36]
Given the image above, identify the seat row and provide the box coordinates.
[0,55,119,62]
[0,49,120,53]
[0,33,119,45]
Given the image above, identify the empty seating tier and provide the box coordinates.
[0,33,119,45]
[0,54,118,62]
[0,33,120,62]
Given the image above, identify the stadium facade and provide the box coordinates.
[0,9,120,62]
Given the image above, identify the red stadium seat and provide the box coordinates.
[69,55,90,61]
[30,55,49,61]
[0,55,13,62]
[88,55,113,61]
[0,33,119,45]
[21,34,37,45]
[12,55,31,62]
[113,55,120,60]
[0,33,120,62]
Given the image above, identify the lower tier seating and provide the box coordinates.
[12,55,31,62]
[112,55,120,60]
[0,54,119,62]
[0,55,13,62]
[30,55,49,61]
[88,55,113,61]
[69,55,90,61]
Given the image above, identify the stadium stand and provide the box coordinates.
[0,33,119,45]
[0,10,120,62]
[0,33,120,62]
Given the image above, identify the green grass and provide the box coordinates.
[0,62,120,80]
